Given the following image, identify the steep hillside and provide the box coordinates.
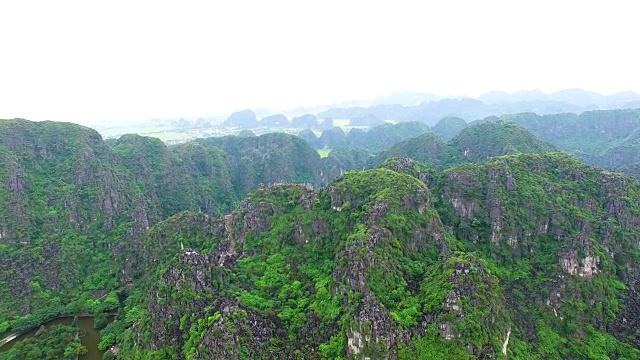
[376,121,554,169]
[106,170,471,359]
[431,117,467,142]
[377,132,452,170]
[593,136,640,176]
[0,120,141,329]
[305,122,430,154]
[505,109,640,156]
[370,108,640,179]
[113,134,235,219]
[322,148,372,182]
[358,122,430,153]
[198,133,322,196]
[401,109,640,175]
[430,153,640,358]
[448,120,555,163]
[102,154,640,359]
[494,109,640,178]
[0,120,323,342]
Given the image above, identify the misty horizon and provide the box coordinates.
[2,1,639,124]
[5,87,640,127]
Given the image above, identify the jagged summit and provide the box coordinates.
[111,155,640,358]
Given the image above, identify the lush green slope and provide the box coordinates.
[501,109,640,177]
[0,119,323,343]
[322,148,372,182]
[377,121,555,169]
[431,117,467,142]
[430,153,640,359]
[106,170,467,359]
[0,120,138,333]
[377,132,452,170]
[382,109,640,180]
[113,134,235,219]
[448,120,555,163]
[357,122,431,153]
[585,127,640,177]
[103,154,640,359]
[505,109,640,155]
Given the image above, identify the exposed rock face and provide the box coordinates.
[431,153,640,355]
[216,195,276,267]
[140,184,334,359]
[559,250,600,278]
[335,222,400,358]
[438,257,509,356]
[381,157,435,187]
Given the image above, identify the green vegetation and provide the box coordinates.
[106,170,459,358]
[0,323,86,359]
[498,109,640,178]
[3,118,640,358]
[503,109,640,155]
[378,120,554,169]
[104,153,640,358]
[0,120,322,350]
[198,132,322,195]
[377,132,452,169]
[317,149,331,158]
[373,109,640,180]
[322,147,372,182]
[300,121,430,155]
[448,120,555,162]
[431,116,468,142]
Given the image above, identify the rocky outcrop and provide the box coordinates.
[130,171,462,359]
[431,153,640,356]
[559,249,600,278]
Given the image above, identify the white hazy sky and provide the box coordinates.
[1,0,639,123]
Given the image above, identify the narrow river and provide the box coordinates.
[0,316,109,359]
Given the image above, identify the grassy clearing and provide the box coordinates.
[317,149,332,158]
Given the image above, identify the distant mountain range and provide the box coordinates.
[310,89,640,126]
[477,88,640,108]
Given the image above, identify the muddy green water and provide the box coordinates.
[0,316,109,359]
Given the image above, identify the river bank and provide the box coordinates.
[0,334,17,348]
[0,315,113,359]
